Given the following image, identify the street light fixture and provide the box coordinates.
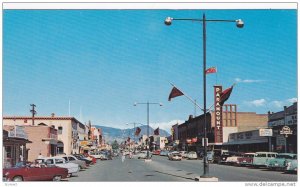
[164,13,243,179]
[134,101,163,160]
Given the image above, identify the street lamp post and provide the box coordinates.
[134,101,163,160]
[165,13,243,178]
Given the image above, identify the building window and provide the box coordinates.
[58,127,63,134]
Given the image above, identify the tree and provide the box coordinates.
[111,140,119,150]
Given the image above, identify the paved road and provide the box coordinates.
[67,155,297,182]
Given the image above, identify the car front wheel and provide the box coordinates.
[53,175,62,181]
[12,176,23,182]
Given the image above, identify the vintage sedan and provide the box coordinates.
[73,154,93,165]
[237,153,255,166]
[137,151,152,159]
[224,152,244,165]
[36,157,80,176]
[286,159,297,173]
[3,164,68,181]
[169,153,182,161]
[187,151,198,160]
[267,153,297,171]
[252,152,278,168]
[58,155,87,169]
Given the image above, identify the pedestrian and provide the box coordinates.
[121,152,125,163]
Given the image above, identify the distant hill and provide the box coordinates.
[94,125,170,144]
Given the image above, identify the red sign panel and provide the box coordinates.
[214,86,223,143]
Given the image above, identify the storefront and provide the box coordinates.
[3,129,31,168]
[222,129,269,152]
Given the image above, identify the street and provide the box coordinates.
[67,155,297,182]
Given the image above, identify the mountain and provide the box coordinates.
[94,125,170,144]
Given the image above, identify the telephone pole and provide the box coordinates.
[30,104,36,126]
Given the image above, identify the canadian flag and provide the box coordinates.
[205,67,217,74]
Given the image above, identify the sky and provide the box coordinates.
[3,7,297,133]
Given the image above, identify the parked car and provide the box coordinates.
[36,157,80,176]
[252,152,278,168]
[59,155,87,169]
[207,149,228,163]
[73,154,93,165]
[84,154,97,164]
[167,151,179,158]
[286,159,298,173]
[180,151,188,158]
[89,152,102,159]
[137,151,152,159]
[152,150,161,155]
[237,153,256,166]
[159,150,169,156]
[187,151,198,160]
[223,152,244,165]
[3,163,68,181]
[169,152,182,161]
[267,153,297,171]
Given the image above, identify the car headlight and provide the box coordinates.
[4,172,10,176]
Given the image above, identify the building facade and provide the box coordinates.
[21,125,58,161]
[3,115,86,155]
[3,126,31,168]
[268,102,297,153]
[177,106,268,152]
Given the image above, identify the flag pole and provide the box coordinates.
[169,82,204,111]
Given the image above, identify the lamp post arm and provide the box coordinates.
[172,18,236,23]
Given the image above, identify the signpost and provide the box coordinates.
[280,126,293,153]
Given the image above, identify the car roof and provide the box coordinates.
[255,152,278,154]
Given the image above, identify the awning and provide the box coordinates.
[223,139,268,145]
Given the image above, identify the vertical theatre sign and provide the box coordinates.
[214,86,223,143]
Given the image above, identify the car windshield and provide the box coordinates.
[244,154,254,158]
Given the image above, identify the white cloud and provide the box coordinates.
[235,78,264,83]
[150,120,185,134]
[245,99,266,107]
[270,98,297,109]
[287,98,297,103]
[271,100,284,108]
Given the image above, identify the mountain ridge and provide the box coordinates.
[94,125,170,144]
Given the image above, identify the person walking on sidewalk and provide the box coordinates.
[121,152,125,163]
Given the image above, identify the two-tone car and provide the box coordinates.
[36,157,80,177]
[3,162,68,181]
[252,152,278,168]
[169,152,182,161]
[237,153,255,166]
[266,153,297,171]
[286,158,297,173]
[186,151,198,160]
[58,155,87,169]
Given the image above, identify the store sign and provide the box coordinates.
[280,126,293,137]
[259,129,273,137]
[214,86,223,143]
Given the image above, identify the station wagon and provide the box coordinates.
[252,152,278,168]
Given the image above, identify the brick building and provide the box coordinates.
[176,105,268,152]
